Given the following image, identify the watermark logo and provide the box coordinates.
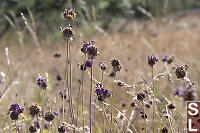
[187,101,200,132]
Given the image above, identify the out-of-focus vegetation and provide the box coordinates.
[1,0,200,37]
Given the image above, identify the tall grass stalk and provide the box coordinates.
[142,101,147,133]
[69,43,75,125]
[89,65,93,133]
[152,66,155,133]
[81,54,86,129]
[110,75,116,133]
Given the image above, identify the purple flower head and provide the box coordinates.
[9,103,24,114]
[162,110,167,114]
[53,111,59,116]
[43,122,48,130]
[99,61,107,71]
[173,88,182,96]
[17,125,23,132]
[95,87,110,102]
[91,40,95,44]
[9,103,20,112]
[9,103,24,120]
[34,121,40,129]
[147,55,158,67]
[81,41,90,53]
[59,90,67,99]
[85,59,93,68]
[140,109,144,115]
[162,56,168,62]
[18,107,24,113]
[44,112,55,121]
[37,77,47,89]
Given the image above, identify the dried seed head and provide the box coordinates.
[109,71,116,77]
[167,103,175,110]
[60,24,74,39]
[56,74,62,81]
[54,53,62,58]
[174,65,188,79]
[117,81,124,87]
[10,111,19,120]
[121,103,126,107]
[29,126,37,133]
[182,89,195,101]
[59,89,67,99]
[140,110,147,119]
[130,102,135,107]
[28,104,41,117]
[99,61,107,71]
[44,112,55,121]
[95,82,102,88]
[111,59,121,72]
[161,126,169,133]
[58,125,66,133]
[145,103,151,108]
[87,45,99,59]
[137,91,147,101]
[79,64,87,71]
[63,8,77,20]
[147,55,158,67]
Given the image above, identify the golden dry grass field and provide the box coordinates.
[0,12,200,133]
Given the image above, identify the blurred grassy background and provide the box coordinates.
[1,0,200,40]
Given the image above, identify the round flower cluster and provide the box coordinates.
[99,61,107,71]
[79,40,99,71]
[28,104,41,117]
[44,111,58,121]
[162,56,174,64]
[111,59,121,72]
[95,87,110,102]
[81,41,91,54]
[63,8,77,21]
[29,122,40,133]
[81,41,99,58]
[60,24,75,39]
[59,88,67,99]
[140,109,147,119]
[173,64,189,79]
[8,103,24,120]
[37,77,48,89]
[58,125,68,133]
[147,55,158,67]
[174,82,196,101]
